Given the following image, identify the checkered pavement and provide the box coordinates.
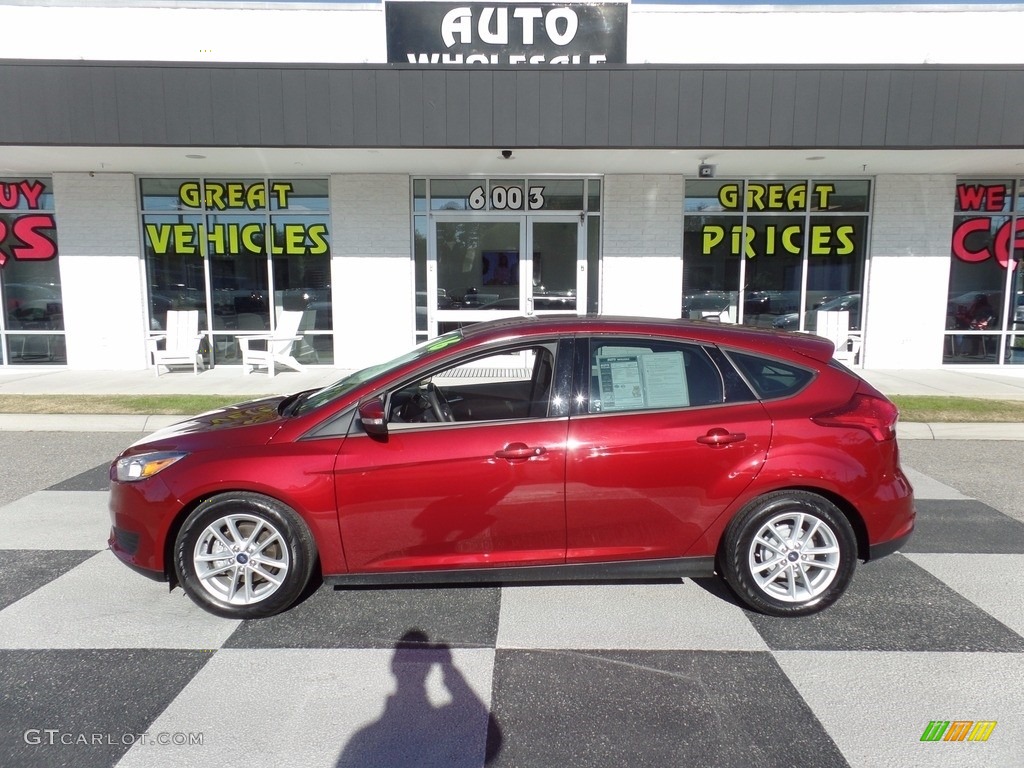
[1,453,1022,768]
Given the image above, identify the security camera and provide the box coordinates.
[698,163,716,179]
[501,149,513,159]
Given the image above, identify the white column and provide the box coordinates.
[330,175,413,370]
[601,175,684,319]
[865,175,955,369]
[53,172,147,370]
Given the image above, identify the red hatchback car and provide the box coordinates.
[109,316,914,620]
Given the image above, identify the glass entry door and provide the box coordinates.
[429,215,583,336]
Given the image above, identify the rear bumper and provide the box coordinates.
[868,526,914,561]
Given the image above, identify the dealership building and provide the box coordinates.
[1,0,1023,373]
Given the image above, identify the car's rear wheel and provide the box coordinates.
[721,491,857,617]
[173,492,316,619]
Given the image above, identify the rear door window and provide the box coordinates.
[581,337,726,414]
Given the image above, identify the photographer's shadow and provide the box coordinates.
[336,628,502,767]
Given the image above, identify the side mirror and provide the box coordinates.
[358,398,388,437]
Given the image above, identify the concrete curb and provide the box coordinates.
[0,414,184,433]
[0,413,1020,440]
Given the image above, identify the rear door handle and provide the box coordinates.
[696,428,746,448]
[495,442,546,460]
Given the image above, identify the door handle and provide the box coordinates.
[696,428,746,448]
[495,442,546,460]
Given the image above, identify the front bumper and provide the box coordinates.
[107,473,181,578]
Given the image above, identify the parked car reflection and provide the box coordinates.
[772,293,861,331]
[4,282,63,330]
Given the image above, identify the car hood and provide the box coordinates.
[127,396,288,450]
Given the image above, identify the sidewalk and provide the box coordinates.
[0,365,1022,439]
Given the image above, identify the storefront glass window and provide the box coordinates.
[412,177,600,340]
[414,215,428,340]
[1,176,64,365]
[945,179,1023,365]
[140,177,332,365]
[143,212,208,331]
[682,178,870,337]
[529,178,584,210]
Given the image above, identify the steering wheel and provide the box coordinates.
[425,382,454,422]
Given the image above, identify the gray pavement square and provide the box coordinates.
[0,550,95,611]
[224,583,503,650]
[487,649,849,768]
[0,649,212,768]
[748,553,1024,653]
[901,499,1024,554]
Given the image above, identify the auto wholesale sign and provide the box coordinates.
[385,2,627,65]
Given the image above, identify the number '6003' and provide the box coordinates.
[469,185,545,211]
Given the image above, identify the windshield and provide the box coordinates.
[292,331,465,416]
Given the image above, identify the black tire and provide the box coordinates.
[173,492,317,619]
[721,490,857,617]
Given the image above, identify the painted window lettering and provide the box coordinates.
[179,181,293,211]
[951,183,1023,269]
[0,215,58,265]
[701,224,856,258]
[0,180,47,210]
[144,182,328,257]
[718,182,834,212]
[0,180,57,265]
[145,222,329,257]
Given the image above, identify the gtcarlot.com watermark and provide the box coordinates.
[24,729,203,747]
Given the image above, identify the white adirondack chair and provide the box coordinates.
[239,309,305,376]
[148,310,205,376]
[814,310,862,365]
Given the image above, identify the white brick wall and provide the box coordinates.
[53,173,148,369]
[331,175,414,369]
[601,175,684,318]
[865,175,955,368]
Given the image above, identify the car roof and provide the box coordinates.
[457,314,835,364]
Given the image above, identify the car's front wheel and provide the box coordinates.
[173,492,317,619]
[721,491,857,617]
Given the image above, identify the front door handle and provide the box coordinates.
[696,428,746,448]
[495,442,546,460]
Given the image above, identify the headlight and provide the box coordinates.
[114,451,187,482]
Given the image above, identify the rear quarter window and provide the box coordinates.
[727,351,814,399]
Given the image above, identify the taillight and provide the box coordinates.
[811,393,899,442]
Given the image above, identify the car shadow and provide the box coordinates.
[335,628,502,768]
[690,575,745,608]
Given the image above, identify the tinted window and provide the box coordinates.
[728,351,814,398]
[585,338,724,414]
